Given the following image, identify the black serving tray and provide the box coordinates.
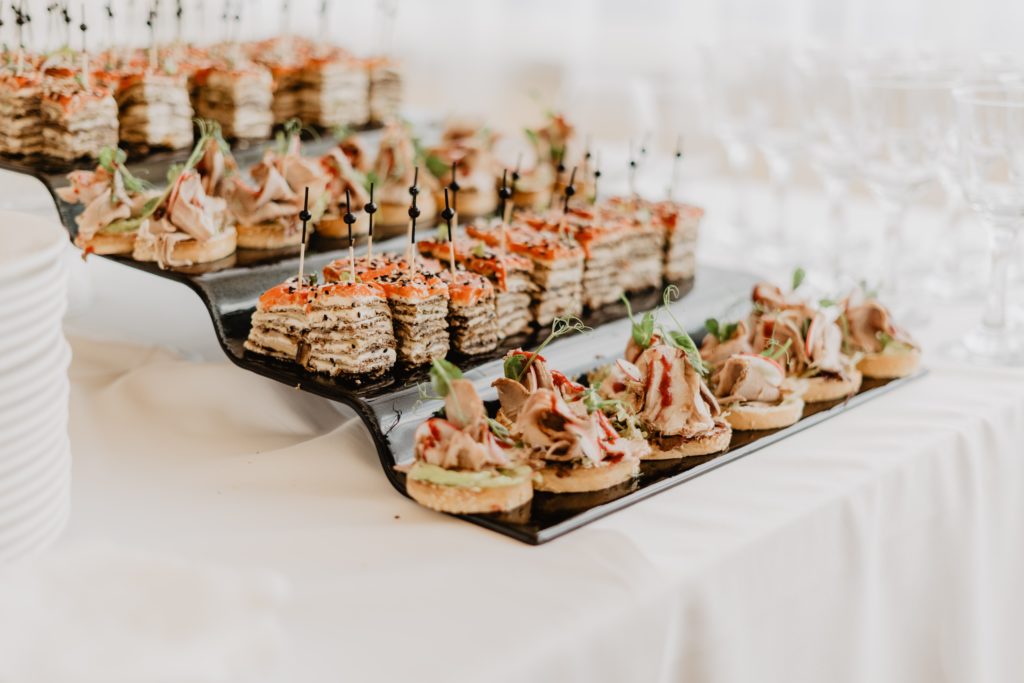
[1,137,924,544]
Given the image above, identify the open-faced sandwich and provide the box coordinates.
[194,120,238,198]
[711,352,805,431]
[489,320,646,493]
[371,121,437,233]
[57,146,160,256]
[842,290,921,379]
[132,146,238,268]
[594,293,731,458]
[224,121,329,250]
[427,130,499,218]
[400,360,533,514]
[318,145,370,239]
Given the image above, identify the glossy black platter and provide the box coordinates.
[1,135,925,544]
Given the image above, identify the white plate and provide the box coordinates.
[0,298,68,356]
[0,481,68,560]
[0,398,68,456]
[0,469,68,542]
[0,269,68,326]
[0,358,66,428]
[0,212,68,283]
[0,325,66,376]
[0,336,70,397]
[0,491,68,564]
[0,420,67,483]
[0,256,65,302]
[0,442,68,516]
[0,363,67,417]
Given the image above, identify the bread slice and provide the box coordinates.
[434,188,497,218]
[803,368,863,403]
[318,212,369,239]
[77,231,135,256]
[857,349,920,379]
[646,420,732,459]
[533,457,639,494]
[724,397,804,431]
[406,477,533,514]
[237,221,302,249]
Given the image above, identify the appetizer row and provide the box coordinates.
[400,278,921,515]
[0,34,400,160]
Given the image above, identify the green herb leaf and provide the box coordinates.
[523,127,540,148]
[792,266,806,291]
[659,285,708,376]
[761,338,792,362]
[621,294,656,349]
[503,353,526,381]
[429,358,464,398]
[363,170,379,192]
[486,418,512,444]
[705,318,720,340]
[424,153,449,179]
[516,315,590,382]
[471,243,487,258]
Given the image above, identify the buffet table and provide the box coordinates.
[5,173,1024,682]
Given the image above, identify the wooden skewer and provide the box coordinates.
[441,189,456,278]
[344,188,357,283]
[364,182,377,261]
[297,186,312,286]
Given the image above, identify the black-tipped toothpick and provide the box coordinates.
[297,186,312,286]
[593,152,602,205]
[628,140,638,198]
[406,166,421,267]
[441,188,456,277]
[551,148,566,210]
[499,169,513,256]
[344,187,357,283]
[669,135,684,201]
[364,182,377,259]
[511,153,522,195]
[447,159,460,243]
[562,166,577,216]
[78,3,89,88]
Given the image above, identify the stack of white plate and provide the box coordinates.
[0,210,71,563]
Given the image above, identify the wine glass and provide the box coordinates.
[797,47,861,283]
[702,43,760,242]
[848,62,955,312]
[952,83,1024,364]
[748,44,807,265]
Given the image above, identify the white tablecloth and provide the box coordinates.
[5,170,1024,682]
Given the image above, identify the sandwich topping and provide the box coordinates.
[632,344,721,439]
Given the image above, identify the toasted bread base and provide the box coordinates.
[377,196,438,229]
[724,397,804,431]
[646,420,733,459]
[406,477,533,514]
[237,222,302,250]
[434,188,498,218]
[133,228,237,265]
[533,457,639,494]
[318,213,370,239]
[803,368,863,403]
[857,350,920,379]
[513,187,551,211]
[76,231,136,255]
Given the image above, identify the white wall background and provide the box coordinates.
[16,0,1024,151]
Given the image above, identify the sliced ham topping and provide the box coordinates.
[227,147,328,226]
[624,332,663,364]
[413,379,510,471]
[195,138,236,197]
[513,388,605,464]
[804,312,844,374]
[634,345,720,438]
[700,320,753,368]
[753,311,810,375]
[75,188,130,240]
[845,299,918,353]
[320,148,370,209]
[163,171,227,241]
[713,355,783,404]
